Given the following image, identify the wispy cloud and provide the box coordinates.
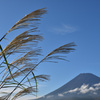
[53,24,77,35]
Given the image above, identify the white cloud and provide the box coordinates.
[93,92,97,95]
[53,24,77,35]
[79,84,94,94]
[58,93,64,97]
[17,95,41,100]
[63,83,100,95]
[46,95,54,99]
[68,88,79,93]
[94,83,100,87]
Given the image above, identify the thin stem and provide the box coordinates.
[5,58,44,100]
[0,33,8,42]
[0,45,25,91]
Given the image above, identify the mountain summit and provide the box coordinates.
[36,73,100,100]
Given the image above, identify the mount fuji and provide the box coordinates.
[35,73,100,100]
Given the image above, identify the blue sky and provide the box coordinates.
[0,0,100,99]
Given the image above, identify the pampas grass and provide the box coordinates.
[0,8,76,100]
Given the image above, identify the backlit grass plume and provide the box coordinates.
[0,8,76,100]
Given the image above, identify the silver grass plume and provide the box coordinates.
[0,30,43,59]
[7,42,76,99]
[0,8,46,42]
[0,8,48,99]
[0,8,76,100]
[11,87,36,100]
[43,42,76,63]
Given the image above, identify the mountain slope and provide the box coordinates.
[36,73,100,100]
[48,73,100,95]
